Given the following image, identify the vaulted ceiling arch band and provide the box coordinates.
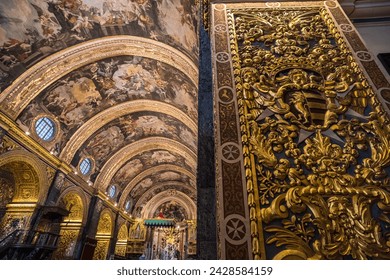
[0,35,198,119]
[118,164,196,206]
[94,137,197,191]
[60,100,197,163]
[139,191,196,220]
[127,181,196,212]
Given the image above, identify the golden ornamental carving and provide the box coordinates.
[115,245,127,257]
[52,229,80,259]
[117,224,128,241]
[93,240,110,260]
[0,134,19,154]
[97,212,113,235]
[62,192,84,222]
[228,5,390,259]
[129,220,146,241]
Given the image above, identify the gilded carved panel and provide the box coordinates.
[212,1,390,260]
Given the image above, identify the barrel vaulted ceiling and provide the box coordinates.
[0,0,199,220]
[1,0,389,222]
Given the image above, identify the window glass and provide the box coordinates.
[108,185,116,198]
[125,199,131,211]
[35,117,55,141]
[79,158,92,175]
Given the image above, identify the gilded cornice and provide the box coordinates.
[118,164,196,206]
[0,111,72,174]
[0,36,198,120]
[94,137,197,191]
[60,100,198,163]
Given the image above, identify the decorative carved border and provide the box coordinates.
[0,149,50,205]
[324,1,390,114]
[211,3,251,260]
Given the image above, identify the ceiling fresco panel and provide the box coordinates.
[111,151,195,190]
[73,111,197,170]
[17,56,198,156]
[0,0,199,91]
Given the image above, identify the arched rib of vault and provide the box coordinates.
[139,190,196,220]
[118,164,196,206]
[130,181,195,212]
[0,35,198,119]
[60,100,197,163]
[94,137,196,192]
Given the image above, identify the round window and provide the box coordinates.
[79,158,92,175]
[35,117,56,141]
[108,185,116,198]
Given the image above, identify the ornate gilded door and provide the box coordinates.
[210,1,390,260]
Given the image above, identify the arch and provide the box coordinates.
[52,190,86,259]
[130,181,196,218]
[139,190,196,220]
[0,36,198,120]
[96,209,114,235]
[0,150,50,205]
[60,100,197,163]
[94,137,197,192]
[115,223,129,257]
[118,164,196,207]
[58,190,86,223]
[117,223,128,241]
[93,208,114,260]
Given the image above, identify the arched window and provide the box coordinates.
[79,158,92,175]
[108,185,116,198]
[35,117,56,141]
[125,199,132,211]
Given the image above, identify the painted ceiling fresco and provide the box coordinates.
[18,55,198,154]
[153,200,188,221]
[74,111,197,167]
[110,149,195,189]
[131,172,193,198]
[0,0,198,91]
[1,1,199,222]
